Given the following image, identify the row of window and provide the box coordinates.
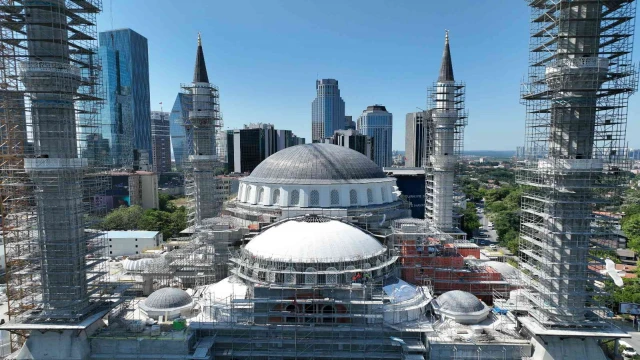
[240,263,384,285]
[243,186,389,206]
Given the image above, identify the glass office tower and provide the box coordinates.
[99,28,152,168]
[169,92,193,170]
[311,79,345,142]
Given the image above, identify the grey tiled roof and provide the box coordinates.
[435,290,485,313]
[245,143,386,184]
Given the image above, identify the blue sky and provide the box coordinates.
[98,0,640,151]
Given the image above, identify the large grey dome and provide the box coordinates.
[435,290,485,313]
[244,143,386,184]
[144,287,192,309]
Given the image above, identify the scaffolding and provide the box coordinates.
[424,73,468,235]
[0,0,109,351]
[518,0,637,328]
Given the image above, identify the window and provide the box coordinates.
[326,267,338,285]
[367,188,373,204]
[322,305,336,323]
[244,186,251,202]
[257,187,265,204]
[284,267,296,285]
[310,190,319,206]
[290,190,300,206]
[330,190,339,205]
[268,266,277,282]
[109,245,112,248]
[110,251,112,254]
[305,267,317,284]
[136,251,139,254]
[349,189,358,205]
[272,189,280,205]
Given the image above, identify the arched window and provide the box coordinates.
[285,304,297,323]
[290,190,300,206]
[310,190,320,206]
[349,189,358,205]
[376,259,383,276]
[381,187,387,202]
[345,265,356,283]
[257,187,265,204]
[330,190,340,205]
[244,186,251,202]
[326,267,338,285]
[284,267,296,285]
[367,188,373,204]
[272,189,281,205]
[305,267,317,284]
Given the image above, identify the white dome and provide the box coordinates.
[244,217,385,263]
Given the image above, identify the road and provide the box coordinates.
[474,208,498,244]
[613,318,640,356]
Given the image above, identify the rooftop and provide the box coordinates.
[106,230,159,239]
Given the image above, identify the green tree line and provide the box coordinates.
[97,194,187,240]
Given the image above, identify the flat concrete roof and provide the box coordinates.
[519,316,630,338]
[0,309,109,331]
[106,230,159,239]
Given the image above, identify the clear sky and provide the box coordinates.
[98,0,640,151]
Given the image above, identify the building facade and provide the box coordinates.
[169,92,192,170]
[405,111,430,167]
[150,111,171,173]
[226,123,304,174]
[106,231,162,257]
[99,28,152,168]
[323,129,374,160]
[356,105,393,168]
[311,79,345,142]
[344,115,355,130]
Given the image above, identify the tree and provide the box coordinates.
[622,214,640,240]
[99,205,145,230]
[158,193,176,212]
[461,202,481,238]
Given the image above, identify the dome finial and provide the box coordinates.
[198,32,202,46]
[445,30,449,44]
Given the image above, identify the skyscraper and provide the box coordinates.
[356,105,393,168]
[424,32,467,233]
[405,111,430,167]
[151,111,171,173]
[518,0,636,330]
[169,92,192,170]
[345,115,356,130]
[311,79,345,142]
[99,28,152,168]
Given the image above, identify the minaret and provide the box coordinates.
[425,31,465,233]
[181,33,222,223]
[519,0,636,327]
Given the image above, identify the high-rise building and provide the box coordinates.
[345,115,355,130]
[424,32,467,234]
[180,33,223,223]
[311,79,345,142]
[323,129,374,160]
[99,28,152,168]
[356,105,393,168]
[518,0,636,333]
[405,111,430,167]
[227,123,304,174]
[169,93,192,170]
[151,111,171,173]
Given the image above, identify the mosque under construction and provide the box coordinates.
[0,0,637,359]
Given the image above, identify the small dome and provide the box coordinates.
[435,290,485,313]
[244,143,386,184]
[244,217,385,263]
[144,288,192,310]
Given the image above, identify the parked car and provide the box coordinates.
[621,341,637,359]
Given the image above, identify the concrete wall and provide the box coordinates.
[107,233,161,257]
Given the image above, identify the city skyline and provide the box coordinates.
[97,1,640,151]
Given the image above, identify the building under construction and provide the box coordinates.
[179,34,224,225]
[0,0,110,354]
[423,31,468,238]
[516,0,636,357]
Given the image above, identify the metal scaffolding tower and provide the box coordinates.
[424,31,468,235]
[0,0,108,350]
[180,34,223,225]
[518,0,637,328]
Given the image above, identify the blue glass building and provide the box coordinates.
[169,92,193,170]
[311,79,345,143]
[99,28,152,168]
[357,105,393,168]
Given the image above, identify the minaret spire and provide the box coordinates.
[193,32,209,83]
[438,30,454,82]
